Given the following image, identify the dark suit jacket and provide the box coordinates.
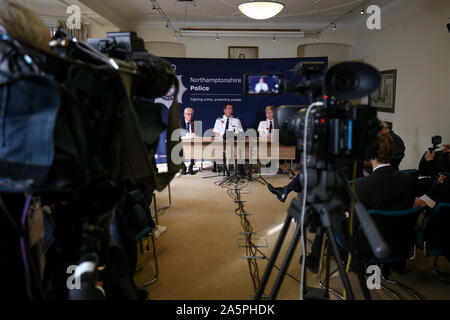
[179,119,201,137]
[355,165,417,260]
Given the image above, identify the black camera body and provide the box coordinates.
[269,62,381,162]
[429,135,442,152]
[277,101,378,162]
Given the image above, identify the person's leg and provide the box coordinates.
[188,160,195,175]
[267,174,302,203]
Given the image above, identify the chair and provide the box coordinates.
[356,207,424,299]
[416,202,450,284]
[129,190,159,287]
[391,152,405,169]
[400,169,420,177]
[135,227,159,287]
[152,183,172,224]
[317,206,423,300]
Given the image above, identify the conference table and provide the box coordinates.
[181,136,296,168]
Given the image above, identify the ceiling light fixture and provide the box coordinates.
[216,33,219,41]
[272,35,276,41]
[238,1,285,20]
[361,7,365,14]
[332,23,336,30]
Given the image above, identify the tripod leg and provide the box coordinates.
[324,225,355,300]
[269,222,303,300]
[254,215,292,299]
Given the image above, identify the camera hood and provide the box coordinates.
[325,62,381,100]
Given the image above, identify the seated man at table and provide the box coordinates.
[180,107,197,175]
[212,104,243,173]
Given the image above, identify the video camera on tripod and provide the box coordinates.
[251,61,391,300]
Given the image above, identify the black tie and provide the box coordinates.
[269,121,273,133]
[225,118,229,131]
[187,121,191,133]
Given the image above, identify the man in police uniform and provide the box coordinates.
[212,104,243,172]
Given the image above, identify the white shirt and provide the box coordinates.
[373,164,391,173]
[255,82,269,93]
[258,119,275,137]
[213,115,243,137]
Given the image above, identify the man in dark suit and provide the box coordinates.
[355,133,417,268]
[180,107,197,175]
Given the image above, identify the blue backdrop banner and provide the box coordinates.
[153,57,327,164]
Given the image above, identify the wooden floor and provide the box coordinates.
[133,164,450,300]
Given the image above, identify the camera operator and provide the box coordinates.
[414,173,450,260]
[0,0,54,300]
[419,143,450,177]
[379,121,405,169]
[0,0,51,52]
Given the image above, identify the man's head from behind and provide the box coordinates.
[370,132,395,167]
[184,107,194,122]
[223,104,233,118]
[0,1,51,52]
[379,120,391,134]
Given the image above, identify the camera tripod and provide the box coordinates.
[254,159,389,300]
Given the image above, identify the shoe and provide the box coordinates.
[212,162,217,172]
[299,254,320,273]
[277,168,284,174]
[153,225,167,239]
[267,184,288,203]
[188,164,195,175]
[181,167,187,175]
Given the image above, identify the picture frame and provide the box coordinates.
[228,46,259,59]
[369,69,397,113]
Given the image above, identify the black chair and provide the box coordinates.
[416,202,450,284]
[355,207,424,299]
[129,190,159,287]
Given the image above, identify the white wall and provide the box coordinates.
[134,26,356,58]
[351,0,450,170]
[87,21,118,39]
[298,43,352,68]
[145,41,186,58]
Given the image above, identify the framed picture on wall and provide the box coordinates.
[369,69,397,113]
[228,46,259,59]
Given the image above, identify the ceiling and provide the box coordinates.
[16,0,113,27]
[16,0,399,30]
